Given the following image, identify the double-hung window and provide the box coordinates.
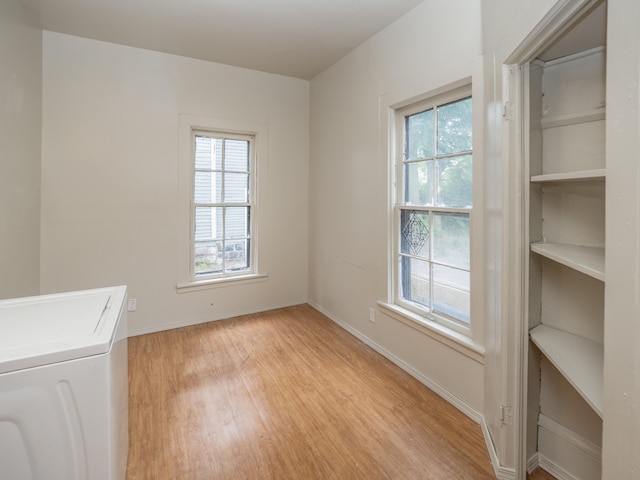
[191,130,255,280]
[394,88,472,331]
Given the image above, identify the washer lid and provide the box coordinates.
[0,286,127,374]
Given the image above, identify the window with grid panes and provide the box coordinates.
[394,89,472,330]
[191,130,255,280]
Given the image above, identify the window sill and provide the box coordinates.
[176,273,268,293]
[377,301,485,364]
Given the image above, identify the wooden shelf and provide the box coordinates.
[530,168,606,183]
[530,324,603,418]
[530,242,605,281]
[541,108,605,129]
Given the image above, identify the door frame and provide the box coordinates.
[502,0,604,477]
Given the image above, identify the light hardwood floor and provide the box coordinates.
[528,468,556,480]
[127,304,551,479]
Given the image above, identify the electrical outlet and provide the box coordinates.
[127,298,137,312]
[369,307,376,323]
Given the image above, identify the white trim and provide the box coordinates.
[542,45,605,67]
[538,414,602,461]
[481,418,517,480]
[395,204,474,214]
[527,452,541,474]
[504,0,603,65]
[382,76,473,113]
[537,456,575,480]
[127,298,305,337]
[378,301,484,363]
[503,2,606,477]
[190,129,257,282]
[536,414,602,480]
[507,61,529,480]
[178,114,269,289]
[176,273,268,293]
[383,80,480,342]
[309,300,483,424]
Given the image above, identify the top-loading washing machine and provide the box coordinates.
[0,285,128,480]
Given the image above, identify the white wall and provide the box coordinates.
[602,1,640,478]
[309,0,485,418]
[0,0,42,299]
[41,32,310,334]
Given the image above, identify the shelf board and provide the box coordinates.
[530,242,605,281]
[530,168,606,183]
[530,324,603,418]
[541,108,605,129]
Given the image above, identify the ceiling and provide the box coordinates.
[20,0,424,80]
[538,1,606,61]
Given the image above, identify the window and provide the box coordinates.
[191,130,256,280]
[394,88,472,331]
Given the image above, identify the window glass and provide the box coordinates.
[194,240,223,276]
[433,264,470,323]
[224,139,249,172]
[400,210,430,258]
[404,161,434,206]
[400,256,431,308]
[192,132,254,279]
[396,91,472,328]
[437,97,473,155]
[437,155,472,208]
[224,173,249,203]
[433,213,470,270]
[194,172,222,204]
[406,109,434,159]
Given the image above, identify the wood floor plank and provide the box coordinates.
[528,468,557,480]
[127,304,496,479]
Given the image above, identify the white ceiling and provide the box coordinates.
[20,0,424,80]
[538,2,606,61]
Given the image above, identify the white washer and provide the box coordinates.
[0,286,128,480]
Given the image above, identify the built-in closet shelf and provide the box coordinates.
[530,242,605,281]
[529,324,603,418]
[530,168,606,183]
[541,107,605,129]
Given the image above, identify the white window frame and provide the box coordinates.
[190,129,256,281]
[393,85,473,336]
[177,115,268,292]
[377,75,485,358]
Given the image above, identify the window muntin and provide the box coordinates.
[192,131,255,279]
[396,94,472,329]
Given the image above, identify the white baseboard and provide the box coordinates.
[479,418,517,480]
[127,299,307,336]
[537,455,576,480]
[537,414,602,480]
[527,452,541,474]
